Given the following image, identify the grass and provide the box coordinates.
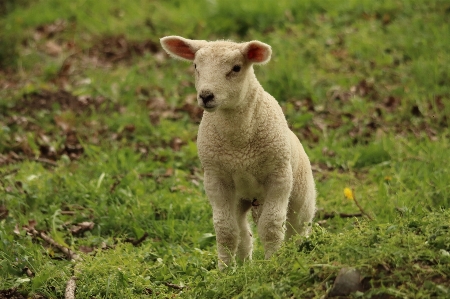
[0,0,449,298]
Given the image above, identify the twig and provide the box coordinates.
[164,282,186,290]
[109,175,123,193]
[319,212,363,220]
[65,276,77,299]
[35,157,58,166]
[400,156,427,163]
[138,173,154,179]
[0,168,19,178]
[352,189,374,221]
[60,211,76,215]
[125,232,149,246]
[14,156,58,167]
[61,205,95,219]
[27,227,80,260]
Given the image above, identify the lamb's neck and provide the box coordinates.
[212,79,264,145]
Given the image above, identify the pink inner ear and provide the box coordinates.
[247,45,267,62]
[166,39,195,60]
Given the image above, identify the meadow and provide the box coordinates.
[0,0,449,298]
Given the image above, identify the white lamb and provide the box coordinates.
[160,36,316,269]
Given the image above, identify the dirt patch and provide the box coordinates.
[11,90,108,116]
[2,87,205,167]
[1,90,113,165]
[34,19,68,40]
[0,288,27,299]
[88,34,159,63]
[292,83,449,145]
[1,129,84,166]
[29,19,160,63]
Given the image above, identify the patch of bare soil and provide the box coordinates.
[1,90,115,165]
[11,90,107,116]
[29,19,160,64]
[89,34,159,63]
[2,87,203,166]
[292,80,449,145]
[0,288,28,299]
[1,129,84,165]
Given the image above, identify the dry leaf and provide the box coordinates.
[45,40,63,56]
[70,221,95,235]
[79,245,94,253]
[0,205,8,219]
[170,137,185,151]
[164,168,174,177]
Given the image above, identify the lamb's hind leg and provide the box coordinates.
[236,200,253,262]
[258,172,292,259]
[285,173,316,240]
[285,200,314,240]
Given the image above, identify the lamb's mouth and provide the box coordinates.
[200,103,218,112]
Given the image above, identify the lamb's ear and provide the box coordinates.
[242,41,272,64]
[160,36,206,61]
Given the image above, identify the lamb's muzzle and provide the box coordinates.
[199,90,215,108]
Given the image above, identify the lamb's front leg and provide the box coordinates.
[204,173,238,270]
[258,170,293,259]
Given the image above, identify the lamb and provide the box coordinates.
[160,36,316,269]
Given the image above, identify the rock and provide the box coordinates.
[328,267,363,297]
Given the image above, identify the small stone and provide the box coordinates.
[328,267,363,297]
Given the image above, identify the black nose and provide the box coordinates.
[199,91,215,105]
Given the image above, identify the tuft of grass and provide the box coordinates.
[185,209,450,298]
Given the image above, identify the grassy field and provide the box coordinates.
[0,0,449,298]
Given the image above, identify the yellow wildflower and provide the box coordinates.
[384,176,392,181]
[344,187,354,200]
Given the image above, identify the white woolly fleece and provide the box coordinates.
[160,36,316,270]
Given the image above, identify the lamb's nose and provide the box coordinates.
[199,91,215,105]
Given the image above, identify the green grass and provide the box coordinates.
[1,0,449,298]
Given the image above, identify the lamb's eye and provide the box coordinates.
[232,65,241,72]
[194,64,197,69]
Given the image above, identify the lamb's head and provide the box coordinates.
[160,36,271,112]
